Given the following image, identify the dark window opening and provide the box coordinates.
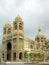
[19,23,23,30]
[19,52,23,59]
[13,52,16,60]
[14,23,17,30]
[30,45,33,49]
[7,42,11,51]
[7,28,11,34]
[19,25,23,30]
[7,53,11,61]
[2,53,4,61]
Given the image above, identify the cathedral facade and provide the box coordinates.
[2,16,49,61]
[2,16,24,61]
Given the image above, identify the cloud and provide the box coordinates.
[0,0,49,44]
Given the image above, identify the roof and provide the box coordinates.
[5,21,12,28]
[15,15,22,22]
[36,27,46,38]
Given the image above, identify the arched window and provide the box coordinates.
[7,53,11,60]
[2,53,4,61]
[7,42,11,61]
[19,23,23,30]
[19,52,23,59]
[36,37,40,42]
[13,52,16,60]
[14,22,17,30]
[30,45,33,49]
[7,28,11,34]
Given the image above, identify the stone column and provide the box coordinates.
[16,52,19,61]
[16,23,19,61]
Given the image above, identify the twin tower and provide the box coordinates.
[2,16,24,61]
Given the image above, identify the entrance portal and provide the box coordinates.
[7,42,11,61]
[7,53,11,60]
[19,52,23,59]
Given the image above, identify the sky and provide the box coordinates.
[0,0,49,44]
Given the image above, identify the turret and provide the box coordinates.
[13,15,23,31]
[3,22,12,34]
[35,27,46,43]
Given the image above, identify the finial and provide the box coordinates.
[38,26,41,32]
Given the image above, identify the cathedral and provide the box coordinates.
[2,16,49,61]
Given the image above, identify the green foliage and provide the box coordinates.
[37,53,41,58]
[24,51,28,59]
[29,53,44,60]
[33,54,37,60]
[24,51,44,60]
[29,53,33,58]
[40,53,44,59]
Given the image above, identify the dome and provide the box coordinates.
[15,15,22,22]
[5,21,12,28]
[37,31,45,37]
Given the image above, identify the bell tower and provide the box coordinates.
[2,16,24,61]
[13,15,24,60]
[13,15,24,31]
[2,22,12,61]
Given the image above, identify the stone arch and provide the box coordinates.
[7,42,12,61]
[19,52,23,59]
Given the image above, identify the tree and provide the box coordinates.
[29,53,33,60]
[40,53,44,60]
[24,51,28,59]
[33,53,37,60]
[37,53,41,58]
[37,53,44,60]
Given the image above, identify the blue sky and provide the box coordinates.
[0,0,49,44]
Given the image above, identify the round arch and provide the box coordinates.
[7,42,12,50]
[19,52,23,59]
[7,42,12,61]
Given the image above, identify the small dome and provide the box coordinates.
[5,21,12,28]
[36,27,45,38]
[37,31,45,37]
[15,15,22,22]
